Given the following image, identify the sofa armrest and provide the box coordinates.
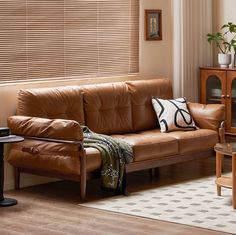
[7,116,83,142]
[187,102,225,131]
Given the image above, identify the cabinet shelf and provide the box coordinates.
[215,176,232,189]
[208,97,236,102]
[207,98,221,102]
[206,98,222,104]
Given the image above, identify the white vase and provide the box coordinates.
[218,53,231,68]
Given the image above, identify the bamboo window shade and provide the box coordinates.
[0,0,139,83]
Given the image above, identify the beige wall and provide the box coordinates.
[213,0,236,29]
[212,0,236,66]
[140,0,172,79]
[2,0,173,190]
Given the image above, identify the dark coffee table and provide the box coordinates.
[0,135,24,207]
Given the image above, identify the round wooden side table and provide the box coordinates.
[214,142,236,209]
[0,135,24,207]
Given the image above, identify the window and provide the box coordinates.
[0,0,139,83]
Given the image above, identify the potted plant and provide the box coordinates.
[207,22,236,68]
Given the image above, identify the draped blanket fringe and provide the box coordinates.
[82,126,133,193]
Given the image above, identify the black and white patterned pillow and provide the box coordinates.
[152,97,197,133]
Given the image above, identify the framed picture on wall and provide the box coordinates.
[145,9,162,41]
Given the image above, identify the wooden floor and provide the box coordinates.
[2,156,233,235]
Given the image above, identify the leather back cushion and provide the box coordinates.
[82,82,132,134]
[126,79,173,132]
[17,86,85,124]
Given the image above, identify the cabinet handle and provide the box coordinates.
[221,95,225,98]
[227,94,230,98]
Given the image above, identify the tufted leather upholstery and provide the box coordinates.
[111,129,178,161]
[6,78,225,200]
[8,116,83,141]
[8,141,102,174]
[167,129,219,154]
[8,140,82,176]
[82,82,133,134]
[126,79,173,131]
[187,102,225,131]
[18,86,85,125]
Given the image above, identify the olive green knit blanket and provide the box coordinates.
[82,126,133,193]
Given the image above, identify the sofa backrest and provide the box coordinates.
[126,79,173,132]
[81,82,133,135]
[17,86,85,125]
[16,78,173,134]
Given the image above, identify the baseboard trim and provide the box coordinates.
[4,173,59,191]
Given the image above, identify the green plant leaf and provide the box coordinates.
[233,45,236,53]
[207,22,236,54]
[221,24,228,29]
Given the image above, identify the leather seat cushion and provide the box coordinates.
[8,142,102,175]
[85,147,102,172]
[111,129,179,162]
[167,129,218,154]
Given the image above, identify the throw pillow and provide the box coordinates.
[152,97,197,132]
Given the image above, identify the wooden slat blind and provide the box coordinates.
[0,0,139,83]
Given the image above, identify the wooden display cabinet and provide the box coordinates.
[200,67,236,135]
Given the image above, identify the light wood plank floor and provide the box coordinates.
[2,157,233,235]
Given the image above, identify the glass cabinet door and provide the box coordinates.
[201,69,236,135]
[231,78,236,127]
[206,76,222,104]
[226,71,236,133]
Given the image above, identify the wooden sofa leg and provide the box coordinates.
[155,167,160,177]
[80,151,86,201]
[14,167,20,190]
[149,168,155,180]
[149,168,160,180]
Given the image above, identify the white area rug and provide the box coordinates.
[81,175,236,234]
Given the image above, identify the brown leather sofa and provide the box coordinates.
[7,78,225,200]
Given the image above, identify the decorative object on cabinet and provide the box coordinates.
[200,67,236,135]
[207,22,236,68]
[218,53,231,68]
[145,9,162,41]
